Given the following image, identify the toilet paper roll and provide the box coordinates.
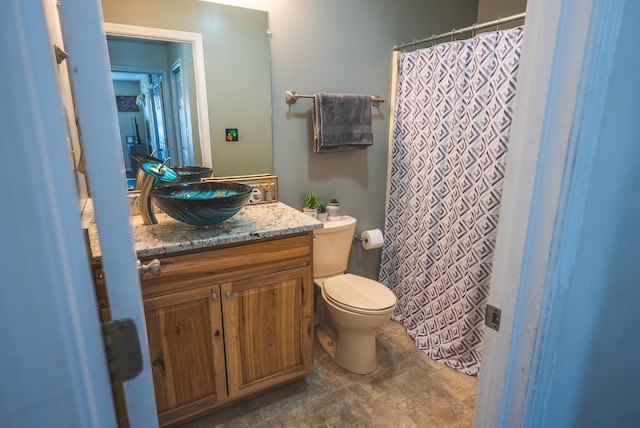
[361,229,384,250]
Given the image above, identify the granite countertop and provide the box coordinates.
[83,201,323,263]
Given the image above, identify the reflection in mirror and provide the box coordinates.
[104,24,212,191]
[101,0,273,190]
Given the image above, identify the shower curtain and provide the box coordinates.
[379,26,524,375]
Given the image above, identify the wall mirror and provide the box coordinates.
[105,25,212,190]
[100,0,273,192]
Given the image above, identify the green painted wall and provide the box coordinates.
[266,0,478,278]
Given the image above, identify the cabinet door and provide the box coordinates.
[221,266,313,398]
[144,285,228,426]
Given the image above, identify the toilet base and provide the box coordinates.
[313,278,395,375]
[316,323,377,375]
[316,326,337,360]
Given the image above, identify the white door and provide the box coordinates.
[475,0,635,426]
[0,0,157,427]
[2,0,117,426]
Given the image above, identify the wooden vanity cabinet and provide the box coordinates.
[94,232,314,427]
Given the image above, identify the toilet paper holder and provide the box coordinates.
[353,229,384,250]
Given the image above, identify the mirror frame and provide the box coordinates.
[103,22,213,168]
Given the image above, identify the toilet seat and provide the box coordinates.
[322,274,396,316]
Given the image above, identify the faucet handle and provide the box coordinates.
[137,259,161,279]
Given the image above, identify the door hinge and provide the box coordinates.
[485,304,502,332]
[101,318,143,384]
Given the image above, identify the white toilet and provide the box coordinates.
[313,216,397,374]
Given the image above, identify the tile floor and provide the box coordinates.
[181,320,478,427]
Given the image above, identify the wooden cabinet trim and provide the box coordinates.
[139,233,312,295]
[141,233,311,270]
[158,395,225,428]
[208,284,229,406]
[220,282,240,398]
[141,259,309,299]
[92,233,313,299]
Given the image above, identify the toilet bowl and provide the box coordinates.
[315,273,396,374]
[313,216,397,374]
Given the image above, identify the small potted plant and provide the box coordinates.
[302,192,319,218]
[317,203,328,221]
[326,198,341,220]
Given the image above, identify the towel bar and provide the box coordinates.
[285,90,384,107]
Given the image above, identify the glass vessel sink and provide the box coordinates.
[132,153,212,188]
[150,182,253,226]
[170,166,213,183]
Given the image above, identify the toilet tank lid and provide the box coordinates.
[324,274,397,311]
[315,215,356,233]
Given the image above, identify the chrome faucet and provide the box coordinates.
[136,157,178,225]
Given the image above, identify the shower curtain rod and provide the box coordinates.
[393,12,526,51]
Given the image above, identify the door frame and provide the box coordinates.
[474,0,628,426]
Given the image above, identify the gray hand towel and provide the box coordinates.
[313,93,373,153]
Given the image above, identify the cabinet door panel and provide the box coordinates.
[222,267,313,398]
[144,286,227,417]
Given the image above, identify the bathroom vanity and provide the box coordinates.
[85,202,322,427]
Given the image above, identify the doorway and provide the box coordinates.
[106,33,199,189]
[111,71,170,188]
[169,59,193,166]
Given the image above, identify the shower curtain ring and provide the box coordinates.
[496,17,502,31]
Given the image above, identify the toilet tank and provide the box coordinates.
[313,215,357,278]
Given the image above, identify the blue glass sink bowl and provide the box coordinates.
[169,166,213,183]
[150,182,253,226]
[132,153,212,187]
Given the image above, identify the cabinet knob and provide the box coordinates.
[211,293,219,301]
[137,259,161,279]
[225,291,233,300]
[214,330,220,337]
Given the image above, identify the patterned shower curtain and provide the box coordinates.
[379,26,524,376]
